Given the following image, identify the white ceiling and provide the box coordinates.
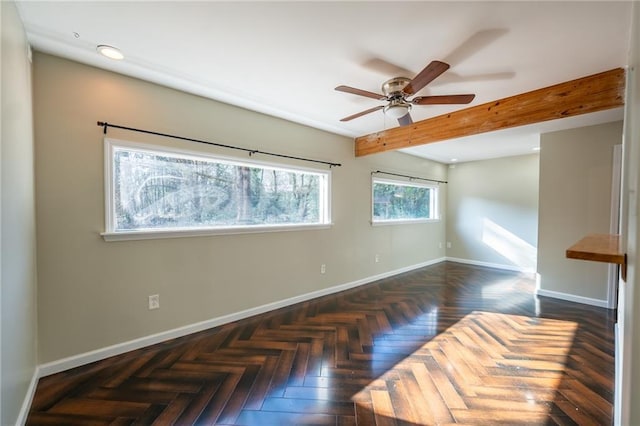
[16,1,631,163]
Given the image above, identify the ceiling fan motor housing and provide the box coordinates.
[382,77,411,98]
[382,77,412,118]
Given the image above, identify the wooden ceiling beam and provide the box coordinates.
[354,68,625,157]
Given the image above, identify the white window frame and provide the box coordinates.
[102,138,332,241]
[371,176,439,225]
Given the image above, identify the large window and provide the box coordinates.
[372,177,438,223]
[104,139,330,239]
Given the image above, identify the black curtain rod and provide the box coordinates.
[97,121,341,168]
[372,170,447,184]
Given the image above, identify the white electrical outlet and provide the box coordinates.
[148,294,160,310]
[375,254,380,263]
[439,242,443,249]
[320,264,326,274]
[446,242,452,249]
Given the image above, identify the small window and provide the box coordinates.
[372,177,439,224]
[104,139,331,239]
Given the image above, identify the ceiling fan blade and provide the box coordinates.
[403,60,450,95]
[340,105,384,122]
[335,85,386,100]
[412,94,475,105]
[397,113,413,127]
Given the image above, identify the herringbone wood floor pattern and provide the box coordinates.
[27,262,616,425]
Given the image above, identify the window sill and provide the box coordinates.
[102,223,332,242]
[371,219,440,226]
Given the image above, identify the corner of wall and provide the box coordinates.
[1,1,38,424]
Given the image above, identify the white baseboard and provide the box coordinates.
[446,258,609,308]
[446,257,536,274]
[536,288,609,308]
[16,367,40,426]
[615,322,622,425]
[38,257,446,378]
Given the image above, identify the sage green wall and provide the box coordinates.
[537,121,623,302]
[33,53,447,364]
[446,154,539,271]
[1,2,38,424]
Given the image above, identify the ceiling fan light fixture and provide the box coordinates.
[383,103,411,119]
[97,44,124,60]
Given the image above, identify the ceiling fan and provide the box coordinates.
[336,60,475,126]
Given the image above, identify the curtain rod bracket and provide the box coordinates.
[97,121,108,135]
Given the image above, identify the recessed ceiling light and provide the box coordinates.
[97,45,124,60]
[450,158,458,162]
[532,147,541,151]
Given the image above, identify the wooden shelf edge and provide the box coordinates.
[566,233,627,280]
[566,234,625,264]
[565,249,625,264]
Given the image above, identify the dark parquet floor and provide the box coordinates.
[27,262,616,425]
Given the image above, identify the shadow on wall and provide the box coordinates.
[482,217,537,272]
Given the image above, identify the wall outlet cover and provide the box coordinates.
[148,294,160,310]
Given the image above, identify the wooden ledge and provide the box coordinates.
[566,233,626,280]
[566,234,624,264]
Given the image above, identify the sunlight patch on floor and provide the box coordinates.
[353,311,578,424]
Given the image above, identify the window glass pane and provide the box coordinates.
[372,179,437,222]
[110,144,328,231]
